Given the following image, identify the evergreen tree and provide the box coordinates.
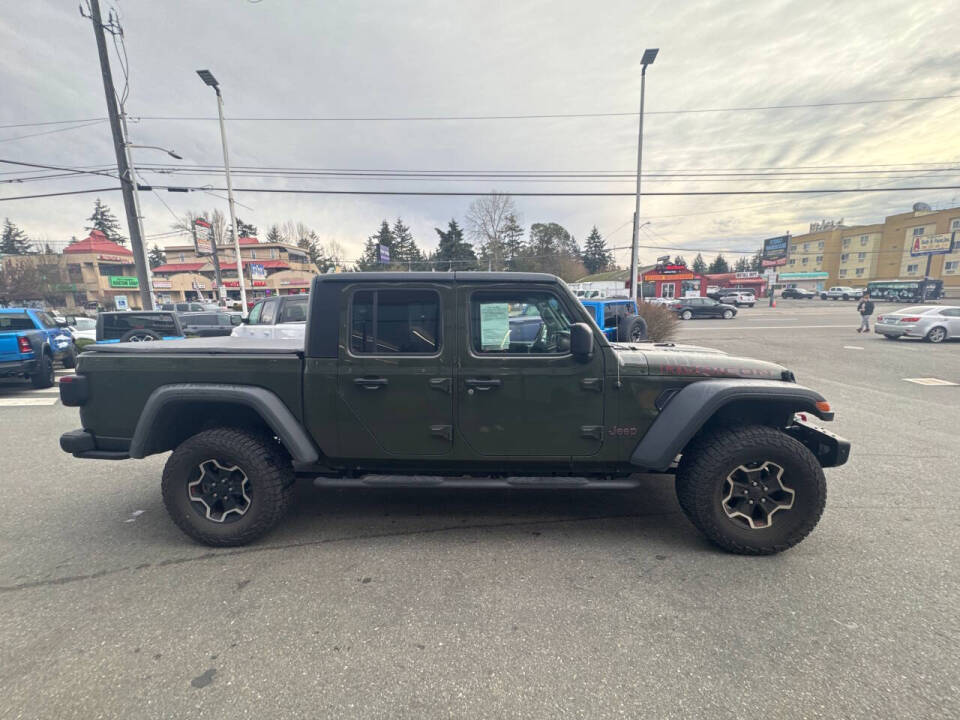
[673,255,687,267]
[391,218,423,268]
[148,245,167,268]
[582,226,614,274]
[356,220,395,271]
[297,231,331,272]
[502,214,524,269]
[707,253,730,274]
[0,218,32,254]
[733,256,750,272]
[85,198,126,245]
[226,217,258,241]
[692,253,707,275]
[266,224,283,243]
[750,250,763,272]
[433,219,477,270]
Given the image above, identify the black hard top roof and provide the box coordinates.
[313,271,561,285]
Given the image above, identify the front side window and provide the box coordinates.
[260,299,279,325]
[247,301,264,325]
[470,291,572,355]
[351,289,440,354]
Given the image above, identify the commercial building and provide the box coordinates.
[779,204,960,294]
[150,236,319,304]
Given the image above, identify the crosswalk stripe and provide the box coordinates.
[0,397,59,407]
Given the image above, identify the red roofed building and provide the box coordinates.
[56,230,142,309]
[63,230,133,258]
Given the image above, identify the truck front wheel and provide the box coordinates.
[674,425,826,555]
[162,427,294,546]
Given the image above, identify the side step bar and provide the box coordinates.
[311,475,643,489]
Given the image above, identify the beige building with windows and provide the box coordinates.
[780,204,960,295]
[151,236,319,304]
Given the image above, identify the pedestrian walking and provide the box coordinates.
[857,294,874,333]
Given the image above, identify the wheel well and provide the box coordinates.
[694,398,807,440]
[143,401,275,456]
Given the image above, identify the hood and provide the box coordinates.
[611,342,790,381]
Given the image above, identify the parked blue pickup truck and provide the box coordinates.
[580,298,648,342]
[0,308,76,388]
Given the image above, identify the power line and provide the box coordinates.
[0,118,107,130]
[127,93,960,123]
[0,119,108,144]
[0,187,119,202]
[0,158,120,181]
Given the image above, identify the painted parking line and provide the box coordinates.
[903,378,958,386]
[681,324,853,331]
[843,346,864,350]
[0,397,59,407]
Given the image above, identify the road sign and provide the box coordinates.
[193,219,214,256]
[114,295,128,311]
[910,232,955,257]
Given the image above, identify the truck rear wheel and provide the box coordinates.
[30,353,54,389]
[675,425,826,555]
[162,427,294,546]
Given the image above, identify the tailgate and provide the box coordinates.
[0,332,26,363]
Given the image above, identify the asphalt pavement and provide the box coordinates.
[0,300,957,719]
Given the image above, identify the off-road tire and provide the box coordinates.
[30,353,54,389]
[675,425,826,555]
[162,427,294,547]
[61,346,77,369]
[617,315,648,342]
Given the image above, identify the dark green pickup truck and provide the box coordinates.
[60,272,849,553]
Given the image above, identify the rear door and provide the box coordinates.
[457,284,605,458]
[337,284,453,457]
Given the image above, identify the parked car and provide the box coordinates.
[179,311,243,337]
[59,271,849,554]
[0,308,76,387]
[719,291,756,307]
[644,296,677,306]
[161,302,207,313]
[820,286,864,301]
[671,297,738,320]
[781,287,817,299]
[231,295,309,340]
[579,298,647,342]
[874,305,960,343]
[55,314,98,342]
[96,311,185,343]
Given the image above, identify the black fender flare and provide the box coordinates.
[630,379,830,471]
[128,383,320,464]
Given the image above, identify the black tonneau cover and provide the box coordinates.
[86,338,302,355]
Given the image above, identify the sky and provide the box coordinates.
[1,0,959,269]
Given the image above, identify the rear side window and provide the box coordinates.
[36,312,58,329]
[278,298,308,323]
[0,313,34,331]
[104,313,177,333]
[350,289,440,354]
[187,314,215,326]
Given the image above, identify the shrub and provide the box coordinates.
[633,302,679,342]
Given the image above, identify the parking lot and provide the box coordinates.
[1,299,957,719]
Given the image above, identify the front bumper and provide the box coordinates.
[786,416,851,468]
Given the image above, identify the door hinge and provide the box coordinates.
[429,377,452,394]
[580,425,603,440]
[580,377,603,392]
[430,424,452,441]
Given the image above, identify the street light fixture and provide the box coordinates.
[196,68,247,313]
[629,47,659,303]
[126,143,182,160]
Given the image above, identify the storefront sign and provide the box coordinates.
[735,271,760,279]
[98,254,127,262]
[152,279,172,290]
[193,218,214,256]
[646,272,694,281]
[779,271,828,280]
[279,278,310,286]
[252,280,266,287]
[249,263,266,280]
[910,232,955,256]
[109,275,139,288]
[762,235,790,266]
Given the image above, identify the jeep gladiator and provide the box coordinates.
[59,272,849,554]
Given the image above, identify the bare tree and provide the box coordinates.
[465,191,518,271]
[171,209,227,245]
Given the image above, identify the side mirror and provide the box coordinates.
[570,323,593,360]
[240,316,249,324]
[65,315,77,326]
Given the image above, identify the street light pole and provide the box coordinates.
[630,48,659,303]
[197,70,247,314]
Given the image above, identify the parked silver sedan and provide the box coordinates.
[874,305,960,343]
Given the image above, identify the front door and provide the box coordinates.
[337,285,454,457]
[457,285,605,458]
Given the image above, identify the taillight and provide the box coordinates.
[901,316,921,323]
[17,336,32,353]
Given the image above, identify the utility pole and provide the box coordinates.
[629,48,659,303]
[85,0,152,310]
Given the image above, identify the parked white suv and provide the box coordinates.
[231,295,308,340]
[718,290,756,307]
[821,286,864,301]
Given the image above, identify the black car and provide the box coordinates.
[179,311,242,337]
[781,287,816,299]
[671,297,738,320]
[96,311,185,342]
